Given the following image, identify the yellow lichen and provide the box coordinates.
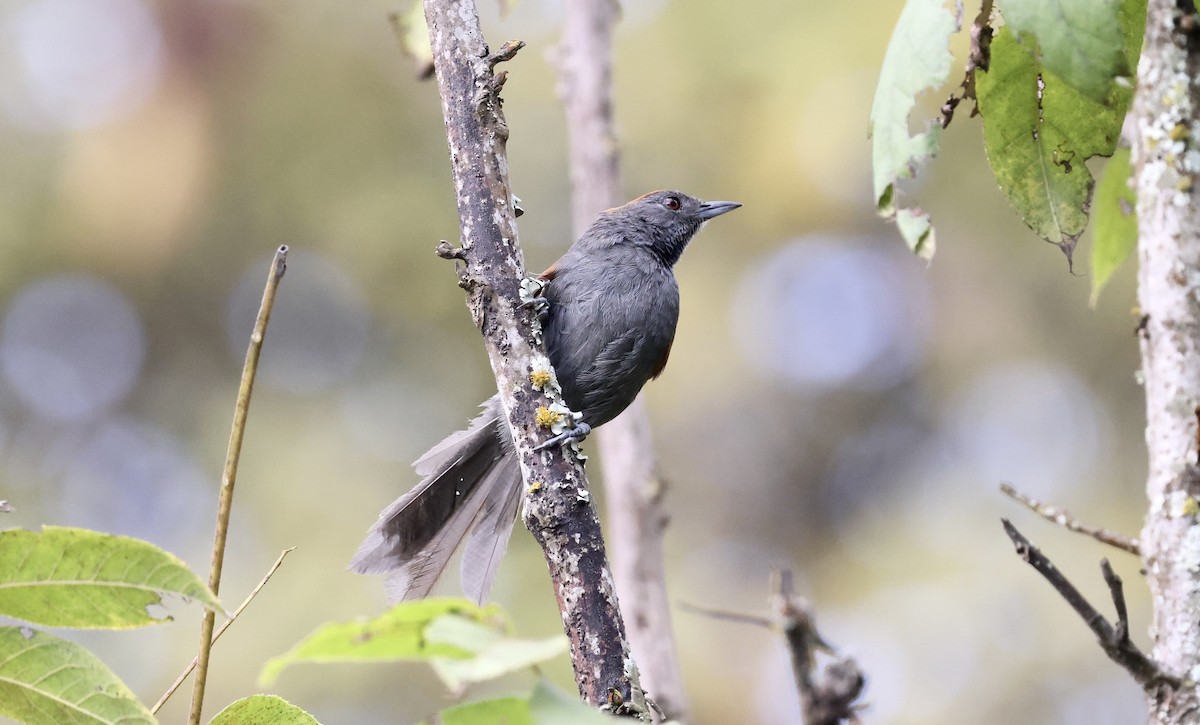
[530,368,553,389]
[534,406,561,428]
[1183,496,1200,517]
[527,481,543,493]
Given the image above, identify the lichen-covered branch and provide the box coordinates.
[421,0,639,711]
[1132,0,1200,719]
[554,0,688,720]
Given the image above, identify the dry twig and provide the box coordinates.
[1000,482,1140,555]
[1001,519,1175,690]
[187,246,288,725]
[154,547,295,714]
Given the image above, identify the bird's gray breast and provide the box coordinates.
[543,250,679,427]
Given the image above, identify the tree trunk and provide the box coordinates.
[1133,0,1200,719]
[555,0,689,719]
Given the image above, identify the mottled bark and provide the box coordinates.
[1133,0,1200,719]
[421,0,639,711]
[554,0,689,720]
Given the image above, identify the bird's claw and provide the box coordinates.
[534,422,592,451]
[519,277,550,321]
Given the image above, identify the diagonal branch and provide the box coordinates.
[420,0,640,713]
[554,0,688,720]
[1000,482,1140,555]
[1001,519,1175,690]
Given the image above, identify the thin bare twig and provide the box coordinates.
[1001,519,1175,690]
[152,547,295,714]
[683,572,866,725]
[678,601,773,628]
[187,246,288,725]
[1000,482,1140,555]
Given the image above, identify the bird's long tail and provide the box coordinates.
[349,395,522,604]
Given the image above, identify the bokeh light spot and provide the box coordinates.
[946,361,1109,494]
[226,250,370,393]
[0,274,145,421]
[733,237,931,391]
[0,0,164,131]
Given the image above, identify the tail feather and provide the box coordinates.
[382,474,494,602]
[460,456,522,604]
[350,395,522,603]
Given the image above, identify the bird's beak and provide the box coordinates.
[697,200,742,220]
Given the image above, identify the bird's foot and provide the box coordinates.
[519,277,550,321]
[534,421,592,451]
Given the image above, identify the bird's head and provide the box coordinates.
[601,190,741,267]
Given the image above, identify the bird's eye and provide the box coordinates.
[664,196,681,211]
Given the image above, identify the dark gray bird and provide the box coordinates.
[350,190,740,602]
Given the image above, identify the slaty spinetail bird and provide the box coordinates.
[351,190,741,602]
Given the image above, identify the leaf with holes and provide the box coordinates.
[0,626,155,725]
[0,527,220,629]
[975,26,1129,266]
[869,0,961,260]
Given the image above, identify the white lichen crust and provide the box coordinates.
[1133,1,1200,719]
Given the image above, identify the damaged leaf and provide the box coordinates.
[869,0,961,260]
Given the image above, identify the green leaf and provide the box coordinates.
[426,614,569,692]
[439,682,616,725]
[0,626,155,725]
[1090,148,1138,305]
[869,0,960,259]
[0,526,220,629]
[999,0,1128,101]
[527,680,616,724]
[259,598,495,686]
[1120,0,1148,70]
[442,696,533,725]
[975,27,1129,266]
[209,695,321,725]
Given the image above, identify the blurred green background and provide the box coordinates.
[0,0,1150,723]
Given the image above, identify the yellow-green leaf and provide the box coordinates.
[426,614,569,692]
[442,696,533,725]
[1091,148,1138,305]
[976,27,1127,266]
[209,694,321,725]
[259,598,496,686]
[0,626,155,725]
[0,527,220,629]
